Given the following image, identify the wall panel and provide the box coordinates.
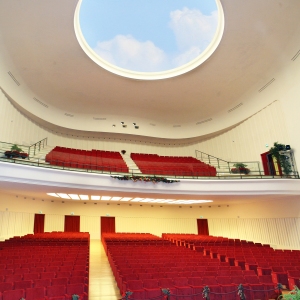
[0,91,290,166]
[208,217,300,249]
[116,217,197,237]
[0,211,34,240]
[80,215,100,239]
[44,214,64,232]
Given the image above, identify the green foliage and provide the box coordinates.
[233,163,248,168]
[278,286,300,299]
[11,144,23,152]
[269,142,292,175]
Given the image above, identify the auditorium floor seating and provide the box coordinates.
[130,153,217,177]
[0,232,89,300]
[45,146,129,173]
[101,233,296,300]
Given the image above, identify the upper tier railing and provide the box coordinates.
[195,149,299,178]
[0,138,47,158]
[0,155,299,179]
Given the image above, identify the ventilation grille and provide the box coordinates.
[258,78,275,92]
[149,123,156,126]
[8,72,20,86]
[173,125,181,128]
[292,50,300,61]
[33,97,48,108]
[65,113,74,117]
[196,118,212,125]
[93,117,106,120]
[228,103,243,113]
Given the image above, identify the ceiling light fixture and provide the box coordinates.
[79,195,89,200]
[68,194,80,200]
[57,193,70,199]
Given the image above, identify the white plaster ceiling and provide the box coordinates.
[0,0,300,139]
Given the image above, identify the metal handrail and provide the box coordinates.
[28,137,48,158]
[1,156,299,179]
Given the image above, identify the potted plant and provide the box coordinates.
[269,142,292,175]
[231,163,250,174]
[278,285,300,299]
[4,144,28,159]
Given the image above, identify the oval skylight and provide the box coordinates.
[74,0,224,80]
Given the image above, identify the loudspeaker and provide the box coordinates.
[286,145,291,150]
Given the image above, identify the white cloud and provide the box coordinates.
[169,7,218,53]
[172,46,202,67]
[92,8,218,72]
[93,35,169,72]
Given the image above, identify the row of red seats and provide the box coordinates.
[0,233,89,299]
[102,233,286,300]
[45,146,128,172]
[131,153,217,176]
[0,284,87,300]
[122,276,279,300]
[163,234,300,290]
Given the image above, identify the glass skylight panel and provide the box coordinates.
[120,197,132,201]
[79,195,89,200]
[76,0,224,80]
[111,197,122,201]
[91,195,101,200]
[101,196,111,200]
[47,193,59,197]
[57,193,70,199]
[68,194,80,200]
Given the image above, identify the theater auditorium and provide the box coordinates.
[0,0,300,299]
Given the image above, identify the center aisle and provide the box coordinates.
[89,239,121,300]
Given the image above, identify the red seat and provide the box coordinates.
[25,287,46,300]
[46,285,66,300]
[14,280,33,290]
[65,283,88,300]
[34,278,51,288]
[173,277,193,300]
[3,289,25,300]
[123,280,144,299]
[143,279,161,299]
[52,277,68,286]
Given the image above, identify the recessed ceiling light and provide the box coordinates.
[140,198,155,202]
[47,193,59,197]
[111,197,122,201]
[79,195,89,200]
[57,193,70,199]
[133,123,136,125]
[91,195,100,200]
[120,197,132,201]
[101,196,111,200]
[68,194,80,200]
[121,121,124,124]
[131,198,144,202]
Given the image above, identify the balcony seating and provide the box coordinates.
[46,146,128,173]
[131,153,216,176]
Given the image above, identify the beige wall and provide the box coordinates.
[0,91,291,164]
[1,193,300,249]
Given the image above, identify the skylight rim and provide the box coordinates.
[74,0,224,80]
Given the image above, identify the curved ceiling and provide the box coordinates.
[0,0,299,140]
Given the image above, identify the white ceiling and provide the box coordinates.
[0,0,300,139]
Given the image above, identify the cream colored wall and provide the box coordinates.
[0,91,291,164]
[0,193,300,249]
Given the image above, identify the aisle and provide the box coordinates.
[89,240,121,300]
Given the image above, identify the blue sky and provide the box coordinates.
[79,0,218,72]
